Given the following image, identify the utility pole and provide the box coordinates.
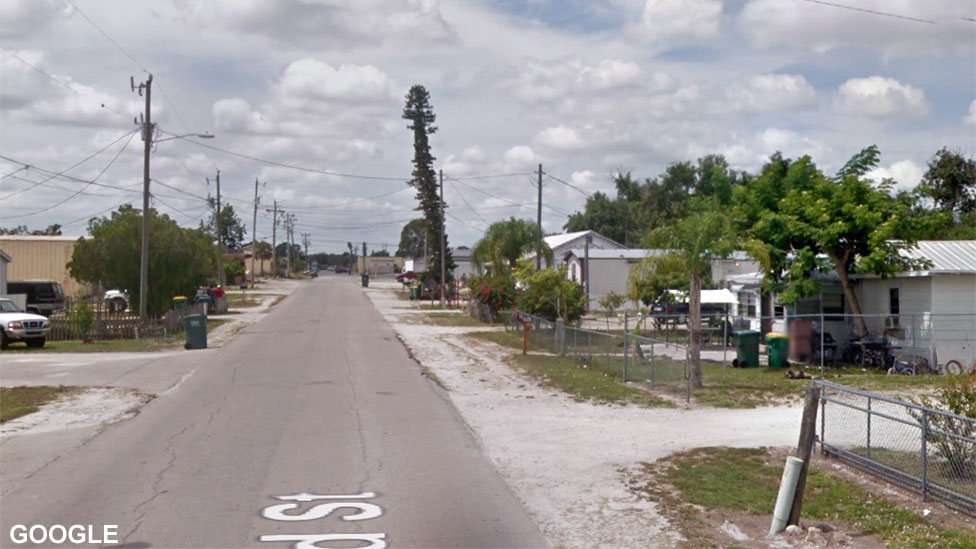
[347,242,354,276]
[536,163,543,271]
[133,73,153,319]
[439,169,446,309]
[210,170,224,287]
[285,214,294,278]
[303,233,310,261]
[267,200,279,278]
[362,241,367,274]
[251,178,261,288]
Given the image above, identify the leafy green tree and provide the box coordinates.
[370,249,391,257]
[598,291,626,332]
[630,206,768,388]
[918,147,976,217]
[0,224,62,235]
[254,241,273,262]
[471,217,552,279]
[517,266,586,323]
[403,85,454,280]
[68,205,215,315]
[396,218,427,258]
[202,204,246,252]
[778,146,923,337]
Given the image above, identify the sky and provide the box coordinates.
[1,0,974,254]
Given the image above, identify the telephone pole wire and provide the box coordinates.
[267,200,279,278]
[213,170,224,287]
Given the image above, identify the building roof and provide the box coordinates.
[0,235,84,241]
[543,230,624,251]
[453,246,472,260]
[565,248,667,260]
[902,240,976,274]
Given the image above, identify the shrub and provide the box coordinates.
[516,267,586,323]
[911,373,976,479]
[470,276,517,320]
[71,298,95,340]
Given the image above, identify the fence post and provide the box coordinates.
[623,313,629,382]
[722,309,728,381]
[788,385,822,526]
[820,312,825,378]
[685,351,691,403]
[866,397,871,459]
[819,384,826,456]
[921,409,928,502]
[650,341,656,389]
[555,318,564,355]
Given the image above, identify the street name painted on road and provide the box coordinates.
[259,492,386,549]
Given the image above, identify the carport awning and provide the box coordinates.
[664,288,737,304]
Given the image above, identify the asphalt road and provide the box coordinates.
[0,276,547,548]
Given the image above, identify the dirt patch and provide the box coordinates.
[0,387,152,436]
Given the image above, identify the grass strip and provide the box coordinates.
[633,447,976,548]
[3,319,228,353]
[0,386,82,423]
[468,332,674,408]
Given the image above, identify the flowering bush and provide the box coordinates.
[469,276,517,319]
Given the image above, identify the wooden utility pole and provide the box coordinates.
[439,169,445,309]
[213,170,224,287]
[267,200,279,278]
[536,163,543,271]
[134,73,153,319]
[251,178,260,288]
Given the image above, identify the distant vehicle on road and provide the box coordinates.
[0,297,51,349]
[335,266,350,274]
[5,280,65,317]
[396,271,417,283]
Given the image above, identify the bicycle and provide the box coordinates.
[945,359,976,376]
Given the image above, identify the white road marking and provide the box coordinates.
[259,492,386,548]
[259,533,386,549]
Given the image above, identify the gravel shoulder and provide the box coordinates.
[365,279,804,548]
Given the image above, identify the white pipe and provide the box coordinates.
[769,456,804,536]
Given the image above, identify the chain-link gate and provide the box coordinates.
[817,380,975,515]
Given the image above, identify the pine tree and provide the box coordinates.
[402,84,454,281]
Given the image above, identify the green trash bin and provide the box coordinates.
[172,295,187,310]
[734,330,760,367]
[409,285,421,300]
[183,314,207,350]
[766,332,789,368]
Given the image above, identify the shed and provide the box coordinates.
[0,235,90,297]
[854,240,976,368]
[0,248,11,295]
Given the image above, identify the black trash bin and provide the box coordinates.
[183,313,207,350]
[361,273,369,287]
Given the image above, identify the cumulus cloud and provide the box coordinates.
[496,57,676,105]
[738,0,973,56]
[177,0,455,48]
[867,159,924,191]
[276,59,394,106]
[726,74,817,113]
[634,0,723,45]
[578,60,642,91]
[534,125,585,152]
[503,145,539,169]
[965,100,976,125]
[834,76,929,118]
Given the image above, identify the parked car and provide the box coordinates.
[396,270,417,283]
[0,298,51,349]
[335,266,350,274]
[104,289,129,313]
[5,280,66,316]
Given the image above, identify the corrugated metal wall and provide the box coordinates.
[0,237,91,297]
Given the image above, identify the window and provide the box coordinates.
[889,287,900,327]
[738,292,757,317]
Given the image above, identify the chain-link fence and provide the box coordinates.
[505,311,691,401]
[817,379,976,515]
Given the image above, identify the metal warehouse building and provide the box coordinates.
[0,235,90,297]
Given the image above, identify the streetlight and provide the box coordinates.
[138,125,215,319]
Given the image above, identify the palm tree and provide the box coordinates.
[629,208,767,388]
[471,217,553,278]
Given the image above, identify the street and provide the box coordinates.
[0,276,546,548]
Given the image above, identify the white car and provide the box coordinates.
[0,298,51,349]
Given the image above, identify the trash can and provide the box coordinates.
[766,332,789,368]
[362,273,369,288]
[409,285,421,300]
[183,313,207,350]
[733,330,760,367]
[172,296,187,310]
[196,295,211,315]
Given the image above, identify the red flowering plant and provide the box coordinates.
[467,274,518,321]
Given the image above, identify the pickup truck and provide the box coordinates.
[0,298,51,349]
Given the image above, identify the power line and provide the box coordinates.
[5,174,139,198]
[543,172,592,197]
[2,131,137,219]
[176,135,410,182]
[447,179,490,225]
[0,48,131,121]
[0,129,139,201]
[64,0,148,69]
[797,0,937,24]
[450,172,535,180]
